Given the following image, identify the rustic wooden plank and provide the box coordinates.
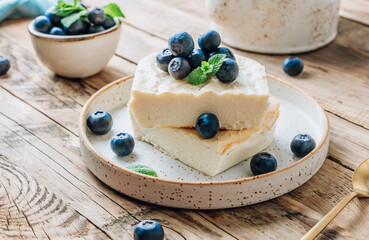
[341,0,369,26]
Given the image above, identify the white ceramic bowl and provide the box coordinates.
[28,19,122,78]
[205,0,341,54]
[78,75,330,209]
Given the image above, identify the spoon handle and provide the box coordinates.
[301,191,358,240]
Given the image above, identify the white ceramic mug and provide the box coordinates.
[205,0,341,54]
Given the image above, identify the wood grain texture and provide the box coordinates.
[341,0,369,26]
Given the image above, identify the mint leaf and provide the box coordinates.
[208,54,227,74]
[61,10,87,28]
[103,3,125,18]
[74,0,79,7]
[127,164,157,177]
[187,67,208,85]
[53,1,84,17]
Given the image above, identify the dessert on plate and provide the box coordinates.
[128,30,280,176]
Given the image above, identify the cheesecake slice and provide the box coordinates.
[130,96,279,176]
[128,53,270,130]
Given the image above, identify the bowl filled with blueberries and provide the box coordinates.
[28,0,124,78]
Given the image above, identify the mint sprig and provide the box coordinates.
[127,164,158,177]
[61,10,87,28]
[103,3,125,18]
[53,1,84,17]
[187,54,226,85]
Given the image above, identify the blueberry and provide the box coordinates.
[134,220,164,240]
[0,57,10,76]
[168,57,191,79]
[168,32,194,57]
[102,16,116,29]
[196,113,219,139]
[198,30,221,53]
[88,7,106,25]
[49,27,66,35]
[45,7,62,27]
[156,48,174,72]
[250,152,277,175]
[187,49,206,70]
[290,134,316,158]
[209,47,236,60]
[34,16,52,34]
[67,20,88,35]
[283,57,303,76]
[110,133,135,156]
[88,25,105,34]
[86,111,113,135]
[215,58,239,83]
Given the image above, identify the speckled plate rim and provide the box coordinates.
[79,74,330,185]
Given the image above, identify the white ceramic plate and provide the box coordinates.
[79,75,329,209]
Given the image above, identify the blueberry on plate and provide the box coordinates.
[196,113,219,139]
[250,152,277,175]
[156,48,174,72]
[102,16,116,29]
[0,57,10,76]
[215,58,239,83]
[187,49,207,70]
[88,7,106,25]
[134,220,164,240]
[45,7,62,27]
[209,47,236,60]
[198,30,221,53]
[88,25,105,34]
[86,111,113,135]
[110,133,135,156]
[290,133,316,158]
[49,27,66,35]
[168,57,191,79]
[168,32,194,57]
[283,57,303,76]
[67,20,88,35]
[34,16,52,34]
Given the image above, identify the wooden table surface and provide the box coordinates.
[1,0,369,239]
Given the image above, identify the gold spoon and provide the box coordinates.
[301,158,369,240]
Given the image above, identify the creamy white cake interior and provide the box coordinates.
[128,53,270,130]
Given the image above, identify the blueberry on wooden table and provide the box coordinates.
[110,133,135,156]
[156,48,174,72]
[283,57,303,76]
[250,152,277,175]
[196,113,220,139]
[34,16,52,33]
[187,48,207,70]
[209,47,236,60]
[86,111,113,135]
[88,7,106,25]
[198,30,221,53]
[290,133,316,158]
[168,57,191,79]
[215,58,239,83]
[0,57,10,76]
[168,32,194,57]
[49,27,66,35]
[134,220,164,240]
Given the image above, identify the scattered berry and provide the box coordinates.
[110,133,135,156]
[34,16,52,33]
[134,220,164,240]
[168,32,194,57]
[196,113,219,139]
[0,57,10,76]
[209,47,235,60]
[198,30,221,53]
[49,27,66,35]
[156,48,174,72]
[168,57,191,79]
[86,111,113,135]
[187,49,207,70]
[88,25,105,34]
[250,152,277,175]
[215,58,239,83]
[290,134,316,158]
[283,57,303,76]
[88,7,106,25]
